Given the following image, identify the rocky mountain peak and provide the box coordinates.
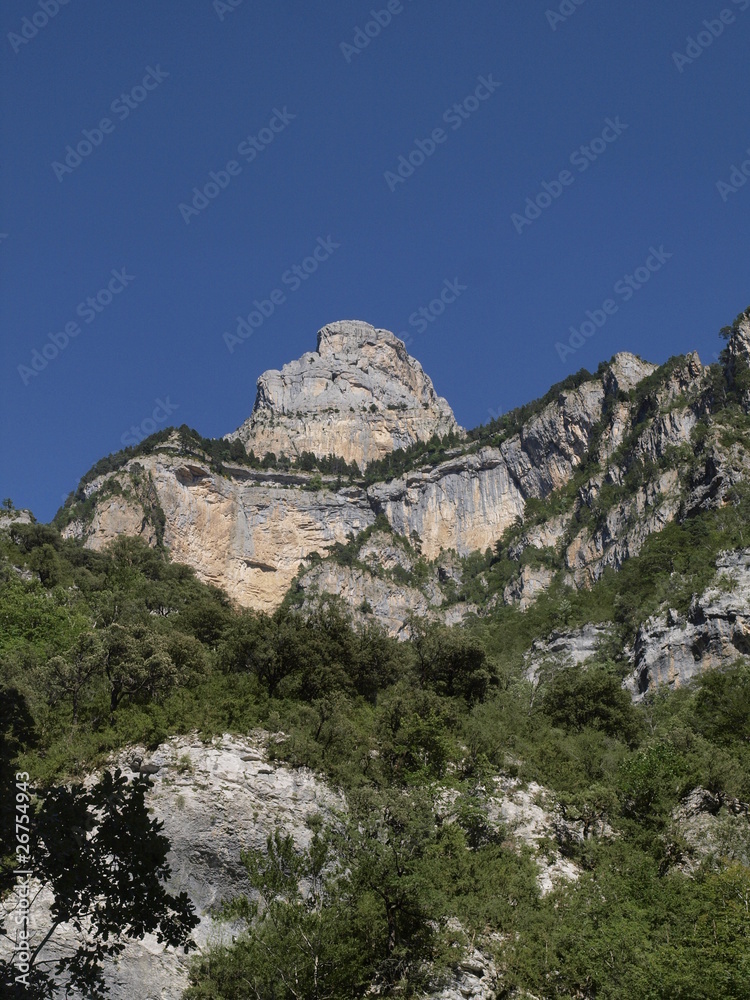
[227,320,461,467]
[606,352,659,392]
[315,318,405,357]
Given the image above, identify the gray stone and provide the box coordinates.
[625,549,750,699]
[227,320,461,468]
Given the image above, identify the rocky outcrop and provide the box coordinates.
[293,530,473,636]
[672,787,750,870]
[626,549,750,699]
[62,353,632,614]
[11,734,342,1000]
[368,363,639,562]
[524,624,613,682]
[297,562,435,636]
[0,508,34,527]
[503,564,556,611]
[430,929,501,1000]
[227,321,461,467]
[12,736,587,1000]
[722,311,750,407]
[63,457,376,612]
[565,468,682,587]
[59,323,750,631]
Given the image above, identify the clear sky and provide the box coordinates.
[2,0,749,521]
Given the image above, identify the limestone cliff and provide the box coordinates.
[60,351,645,618]
[63,459,375,613]
[227,320,460,467]
[11,735,577,1000]
[626,549,750,699]
[59,320,750,641]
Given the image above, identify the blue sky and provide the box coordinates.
[2,0,749,521]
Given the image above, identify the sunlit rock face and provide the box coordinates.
[226,320,461,467]
[626,550,750,699]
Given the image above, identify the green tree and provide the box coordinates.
[540,664,638,740]
[44,632,104,725]
[407,616,496,703]
[692,660,750,745]
[186,827,370,1000]
[0,770,198,999]
[99,623,188,716]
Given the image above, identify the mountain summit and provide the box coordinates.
[226,320,460,467]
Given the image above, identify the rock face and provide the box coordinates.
[11,736,580,1000]
[295,531,475,637]
[68,458,376,613]
[626,550,750,699]
[62,353,632,614]
[722,311,750,407]
[524,624,614,682]
[59,323,750,636]
[0,508,34,527]
[9,734,342,1000]
[672,787,750,871]
[227,320,461,467]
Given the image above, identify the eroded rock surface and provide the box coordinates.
[13,735,341,1000]
[524,624,614,682]
[227,320,461,467]
[9,737,586,1000]
[626,550,750,698]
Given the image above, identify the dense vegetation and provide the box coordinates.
[1,506,749,998]
[5,324,750,997]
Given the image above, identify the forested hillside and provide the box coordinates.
[2,312,750,998]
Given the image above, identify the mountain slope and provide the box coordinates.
[56,312,750,641]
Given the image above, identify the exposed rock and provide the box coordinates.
[672,786,750,870]
[525,623,613,682]
[606,352,658,392]
[626,549,750,699]
[722,313,750,407]
[426,931,500,1000]
[59,325,745,631]
[369,366,618,560]
[297,561,435,636]
[565,469,682,587]
[63,456,376,613]
[227,320,461,467]
[488,778,581,895]
[14,734,342,1000]
[7,737,588,1000]
[507,515,571,562]
[0,508,34,527]
[503,564,556,611]
[437,776,581,896]
[293,529,473,635]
